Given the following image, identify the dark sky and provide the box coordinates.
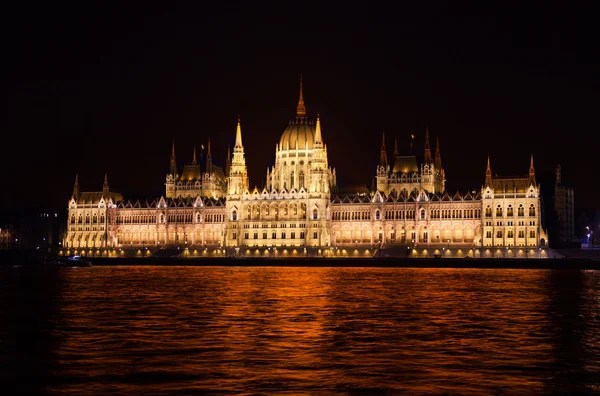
[2,1,598,211]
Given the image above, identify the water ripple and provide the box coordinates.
[1,266,599,395]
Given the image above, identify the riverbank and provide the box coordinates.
[80,256,600,269]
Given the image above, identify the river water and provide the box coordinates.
[1,265,599,395]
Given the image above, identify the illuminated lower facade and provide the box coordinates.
[61,78,549,258]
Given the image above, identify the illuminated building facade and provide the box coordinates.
[62,79,549,258]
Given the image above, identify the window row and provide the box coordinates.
[485,204,536,218]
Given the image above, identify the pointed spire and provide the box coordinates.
[192,146,197,165]
[314,113,323,147]
[379,130,387,166]
[556,164,562,185]
[529,153,534,171]
[170,138,177,175]
[72,173,80,201]
[393,136,398,156]
[485,155,492,187]
[102,172,109,196]
[206,138,213,173]
[296,74,306,117]
[529,153,536,186]
[434,136,442,169]
[225,145,231,177]
[234,114,243,151]
[424,127,432,163]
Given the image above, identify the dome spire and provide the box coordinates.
[192,146,197,165]
[296,74,306,117]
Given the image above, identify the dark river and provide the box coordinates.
[1,265,599,395]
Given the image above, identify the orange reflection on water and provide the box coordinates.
[28,266,600,395]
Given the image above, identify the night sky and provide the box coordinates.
[2,2,598,211]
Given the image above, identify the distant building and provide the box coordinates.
[0,209,64,252]
[0,223,17,250]
[61,77,550,258]
[553,165,575,246]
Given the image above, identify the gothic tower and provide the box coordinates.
[228,115,249,195]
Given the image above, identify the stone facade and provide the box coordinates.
[61,78,549,258]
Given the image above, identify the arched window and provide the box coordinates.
[92,214,97,223]
[290,171,295,189]
[485,206,492,217]
[85,215,90,224]
[313,208,318,220]
[507,205,513,217]
[196,213,201,223]
[518,205,524,216]
[232,210,237,221]
[70,215,75,224]
[420,209,426,219]
[100,215,105,223]
[529,204,536,216]
[299,171,304,189]
[160,214,165,223]
[496,205,502,217]
[375,210,381,220]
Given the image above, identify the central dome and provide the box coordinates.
[279,117,315,151]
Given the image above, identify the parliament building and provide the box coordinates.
[61,79,549,258]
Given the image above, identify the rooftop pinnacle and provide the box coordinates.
[296,74,306,116]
